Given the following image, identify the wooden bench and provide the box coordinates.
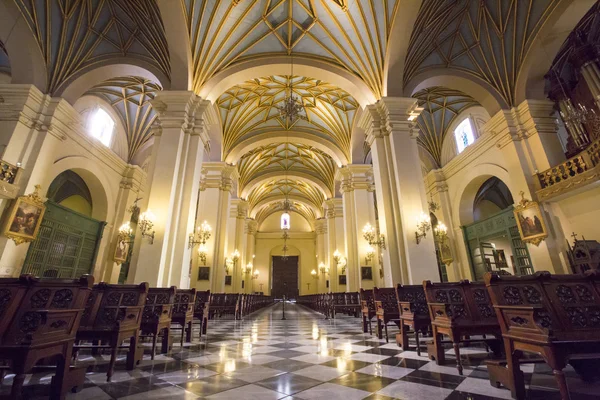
[74,282,148,382]
[0,274,93,399]
[330,292,360,318]
[209,293,239,319]
[395,284,431,355]
[193,290,210,338]
[360,289,376,335]
[140,287,176,360]
[485,271,600,400]
[171,288,196,347]
[424,280,502,375]
[374,287,400,342]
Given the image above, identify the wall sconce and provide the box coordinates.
[318,262,329,275]
[252,269,259,280]
[198,243,208,265]
[138,210,155,244]
[189,220,212,249]
[311,269,318,279]
[415,212,432,244]
[243,262,253,275]
[225,257,233,275]
[365,245,375,265]
[231,249,240,267]
[117,222,134,244]
[363,223,386,249]
[434,222,453,264]
[333,250,347,274]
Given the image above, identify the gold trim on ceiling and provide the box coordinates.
[247,178,325,213]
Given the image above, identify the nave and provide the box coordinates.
[3,302,600,400]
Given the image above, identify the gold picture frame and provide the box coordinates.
[114,239,130,265]
[513,191,548,246]
[3,185,46,245]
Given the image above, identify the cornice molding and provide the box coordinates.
[335,164,374,193]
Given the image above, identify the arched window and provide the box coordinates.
[454,118,475,153]
[90,108,114,147]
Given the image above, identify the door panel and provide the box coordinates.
[272,256,299,300]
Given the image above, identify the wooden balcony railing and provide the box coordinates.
[536,137,600,200]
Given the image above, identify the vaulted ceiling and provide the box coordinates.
[183,0,399,98]
[86,76,161,163]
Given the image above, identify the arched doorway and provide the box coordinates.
[21,171,106,278]
[462,177,533,280]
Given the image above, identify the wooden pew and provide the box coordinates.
[330,292,346,318]
[209,293,239,319]
[360,289,376,335]
[74,282,148,382]
[374,287,401,342]
[140,287,176,360]
[0,274,93,399]
[193,290,210,338]
[485,271,600,400]
[171,288,196,347]
[423,280,502,375]
[395,284,431,355]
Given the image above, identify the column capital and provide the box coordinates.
[361,97,422,145]
[315,218,328,235]
[335,164,374,193]
[323,198,343,218]
[150,90,210,145]
[425,169,449,196]
[246,219,258,236]
[119,165,145,192]
[233,199,249,219]
[199,162,238,193]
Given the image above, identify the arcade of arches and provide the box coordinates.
[1,0,600,298]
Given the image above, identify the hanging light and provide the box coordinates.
[553,69,596,126]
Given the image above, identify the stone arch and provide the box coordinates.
[516,0,597,104]
[156,0,192,91]
[44,156,114,224]
[199,55,377,107]
[452,164,518,228]
[405,69,508,116]
[0,0,47,91]
[56,61,170,105]
[227,131,347,167]
[241,172,333,200]
[384,0,423,96]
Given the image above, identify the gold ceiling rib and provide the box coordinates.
[248,178,326,213]
[254,200,318,229]
[237,142,337,196]
[404,0,560,107]
[86,76,162,163]
[183,0,399,98]
[413,87,480,168]
[15,0,170,95]
[217,75,358,159]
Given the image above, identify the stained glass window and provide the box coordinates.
[455,118,475,153]
[90,108,114,147]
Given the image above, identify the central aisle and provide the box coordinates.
[60,302,600,400]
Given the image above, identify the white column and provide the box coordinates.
[315,218,327,293]
[233,199,248,292]
[131,91,208,288]
[324,199,344,292]
[197,162,236,292]
[337,165,378,291]
[246,219,257,293]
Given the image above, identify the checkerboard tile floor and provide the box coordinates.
[2,302,600,399]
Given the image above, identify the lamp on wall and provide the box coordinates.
[189,220,212,249]
[333,249,347,274]
[138,210,155,244]
[311,269,318,279]
[318,262,329,275]
[363,223,386,249]
[252,269,259,280]
[198,243,208,265]
[415,212,432,244]
[224,257,233,275]
[231,249,240,267]
[434,222,453,264]
[365,245,375,265]
[117,222,134,244]
[243,262,253,275]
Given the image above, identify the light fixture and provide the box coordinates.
[138,209,155,244]
[319,262,329,275]
[189,220,212,249]
[117,222,133,244]
[365,245,375,264]
[198,243,208,265]
[434,223,448,243]
[252,269,259,280]
[415,212,432,244]
[333,250,347,274]
[434,222,453,264]
[363,223,386,249]
[225,257,233,275]
[552,69,596,127]
[243,262,253,275]
[311,269,318,279]
[231,249,240,267]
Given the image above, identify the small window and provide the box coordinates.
[454,118,475,153]
[90,108,114,147]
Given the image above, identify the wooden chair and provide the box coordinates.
[139,287,176,360]
[485,271,600,400]
[171,289,196,347]
[0,274,93,399]
[193,290,210,339]
[74,282,148,382]
[374,287,400,342]
[423,280,502,375]
[395,284,431,355]
[360,289,376,335]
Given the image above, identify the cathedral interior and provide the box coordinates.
[1,1,600,399]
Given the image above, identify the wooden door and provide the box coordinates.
[271,256,299,300]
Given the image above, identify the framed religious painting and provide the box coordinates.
[361,266,373,281]
[3,185,46,245]
[114,239,129,265]
[339,275,347,285]
[198,267,210,281]
[225,275,232,286]
[513,192,548,246]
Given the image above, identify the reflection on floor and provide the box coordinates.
[2,302,600,399]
